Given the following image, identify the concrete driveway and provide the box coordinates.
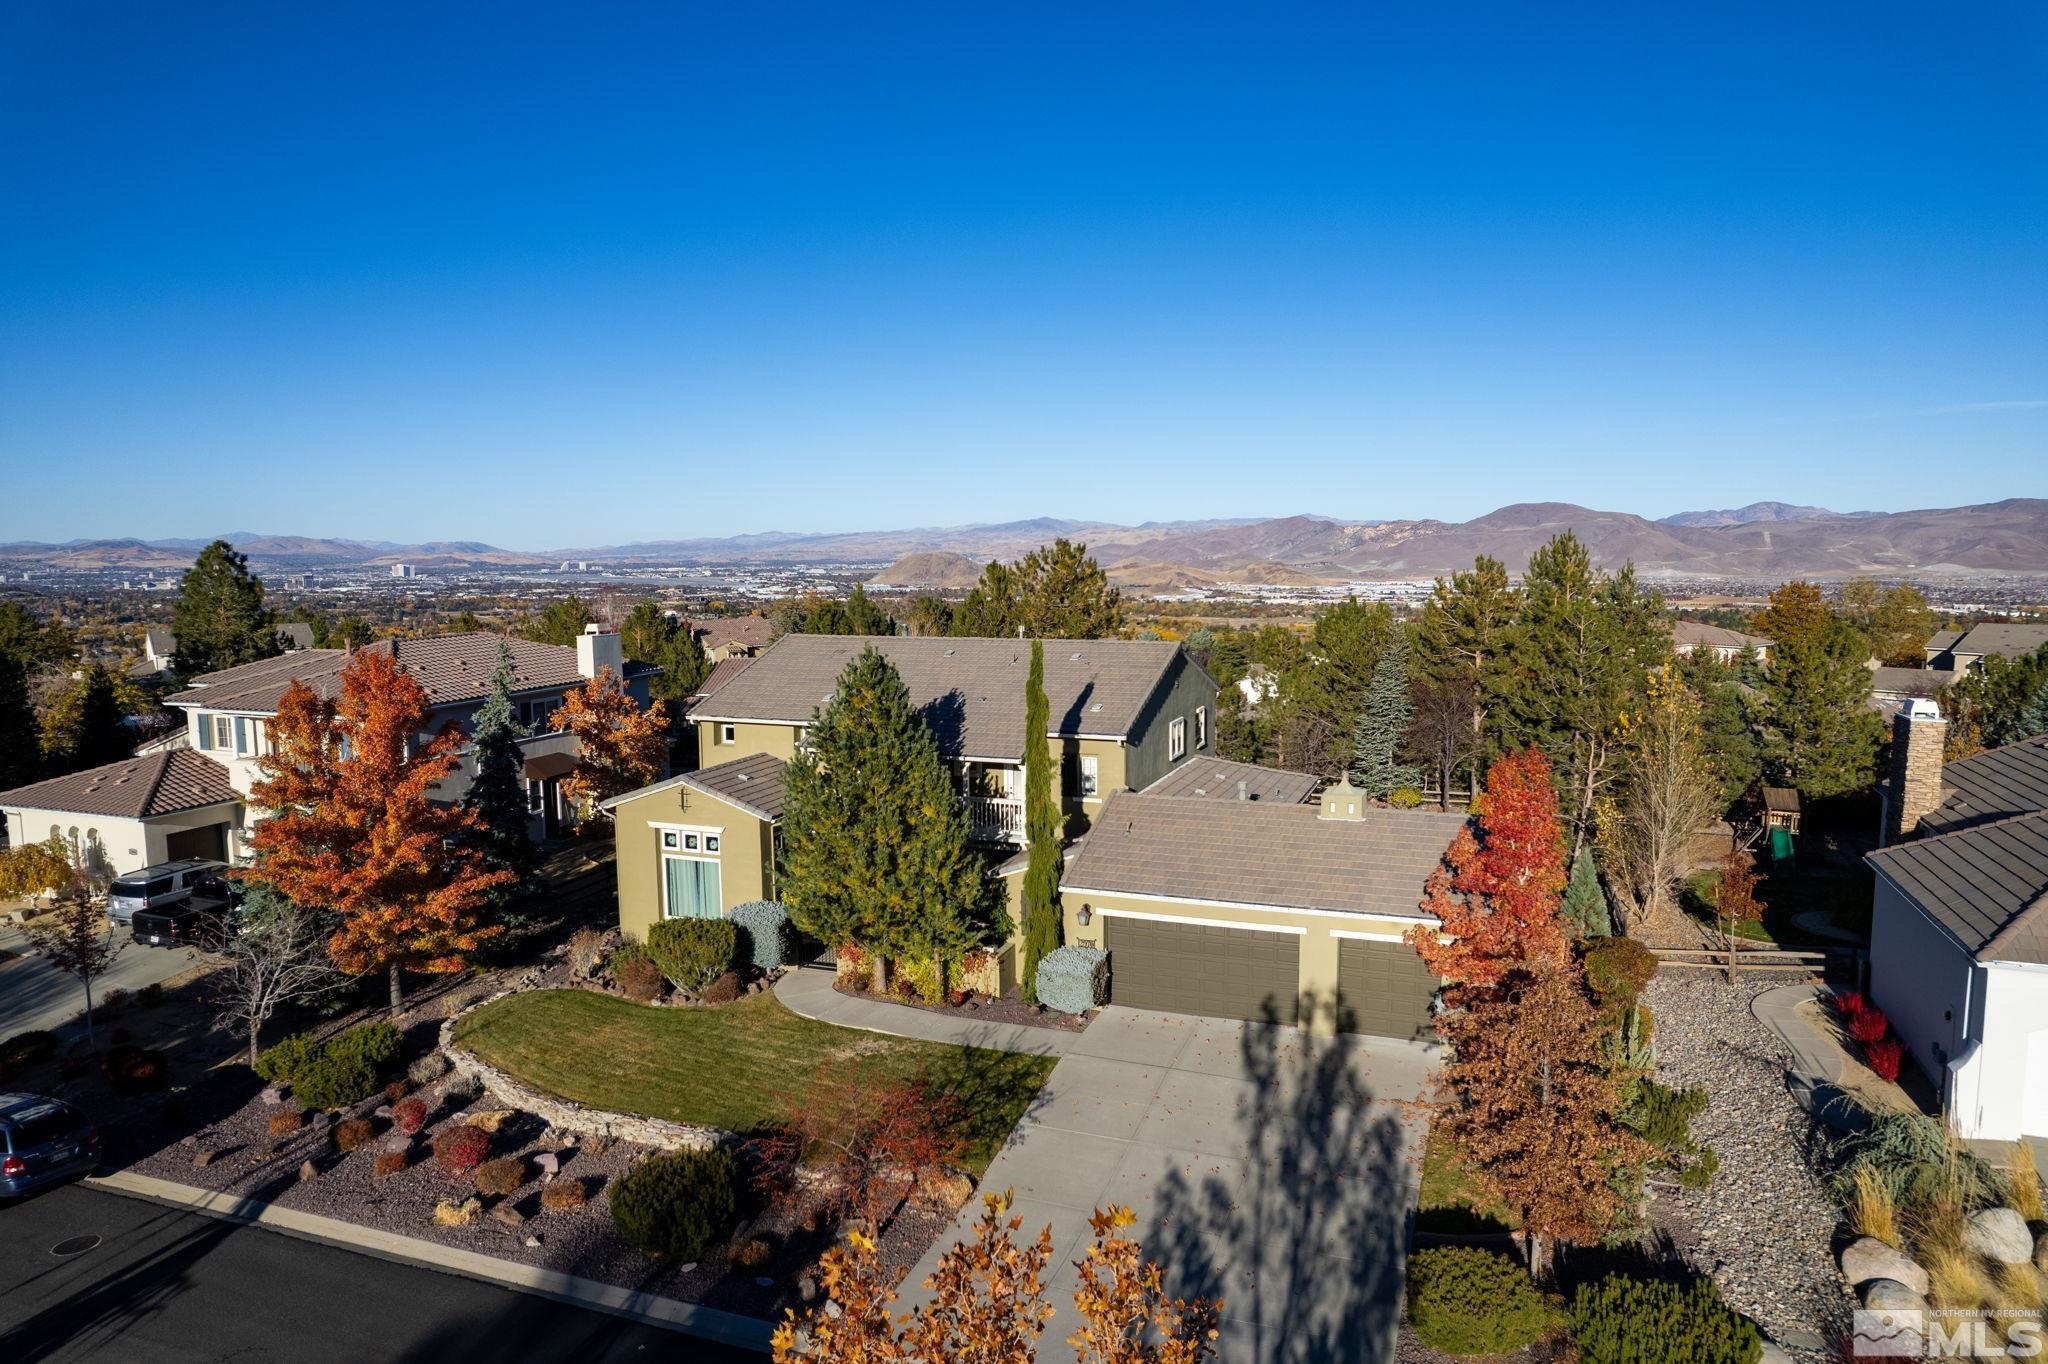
[0,923,201,1040]
[902,1006,1435,1363]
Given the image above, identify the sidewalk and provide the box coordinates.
[773,961,1077,1056]
[1750,982,1842,1087]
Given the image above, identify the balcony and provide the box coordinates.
[964,796,1026,844]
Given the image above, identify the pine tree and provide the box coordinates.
[1016,539,1124,639]
[465,642,536,906]
[0,651,42,789]
[622,602,711,704]
[1413,555,1518,784]
[1349,629,1422,798]
[524,596,594,646]
[1019,641,1063,1001]
[778,648,999,991]
[2013,676,2048,743]
[843,584,894,636]
[1560,846,1611,939]
[955,560,1024,638]
[171,540,277,677]
[1674,646,1761,809]
[39,664,131,774]
[1751,618,1883,798]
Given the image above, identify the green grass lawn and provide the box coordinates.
[1678,864,1873,946]
[452,989,1055,1173]
[1415,1126,1520,1235]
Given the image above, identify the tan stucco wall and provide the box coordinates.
[1059,891,1427,1036]
[695,719,800,767]
[611,782,776,941]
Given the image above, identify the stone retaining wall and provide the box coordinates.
[438,988,728,1153]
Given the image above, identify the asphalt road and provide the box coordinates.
[0,1183,762,1362]
[0,922,203,1039]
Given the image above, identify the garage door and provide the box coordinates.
[1335,938,1437,1041]
[164,824,228,863]
[1104,916,1300,1025]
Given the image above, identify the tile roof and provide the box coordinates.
[1946,624,2048,662]
[598,752,788,822]
[688,617,777,651]
[0,749,237,820]
[1925,630,1962,652]
[1671,621,1771,651]
[1868,811,2048,965]
[1063,791,1466,919]
[1868,666,1951,699]
[165,632,655,714]
[1139,759,1318,805]
[1921,736,2048,837]
[691,635,1191,761]
[691,655,755,700]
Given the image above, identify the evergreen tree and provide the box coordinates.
[39,665,131,773]
[955,560,1024,638]
[2010,676,2048,743]
[1413,556,1518,780]
[621,601,711,703]
[0,651,39,789]
[1949,644,2048,752]
[1674,647,1761,810]
[908,596,955,637]
[1016,539,1124,639]
[843,584,894,636]
[524,596,595,646]
[778,649,999,991]
[1750,581,1831,649]
[1751,618,1884,798]
[1348,630,1422,798]
[1560,846,1611,938]
[464,642,536,910]
[171,540,277,677]
[0,602,76,668]
[1019,641,1063,1002]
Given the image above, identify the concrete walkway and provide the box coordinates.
[1750,982,1843,1088]
[772,960,1076,1056]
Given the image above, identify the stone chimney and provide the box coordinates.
[576,624,624,680]
[1319,775,1367,822]
[1885,699,1948,845]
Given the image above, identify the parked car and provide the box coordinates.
[130,902,232,951]
[105,859,224,927]
[0,1093,100,1199]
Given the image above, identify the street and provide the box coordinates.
[0,922,202,1039]
[0,1183,761,1362]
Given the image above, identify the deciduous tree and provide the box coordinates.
[0,835,73,907]
[908,596,955,637]
[550,668,670,819]
[1020,640,1063,1001]
[171,540,277,677]
[38,664,134,774]
[749,1058,967,1233]
[1749,580,1830,649]
[23,895,124,1043]
[206,884,345,1067]
[1595,665,1723,930]
[1838,580,1936,667]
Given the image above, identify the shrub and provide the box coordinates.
[472,1156,527,1196]
[140,981,165,1008]
[1569,1273,1761,1364]
[327,1022,402,1076]
[372,1150,408,1179]
[384,1079,409,1104]
[727,900,794,971]
[1844,1163,1900,1245]
[1865,1037,1904,1081]
[2010,1148,2044,1224]
[1848,1007,1889,1045]
[1833,990,1867,1020]
[1405,1246,1552,1356]
[727,1237,773,1269]
[1582,937,1658,1008]
[617,954,662,1003]
[566,927,607,979]
[254,1031,323,1084]
[541,1178,589,1212]
[834,942,867,986]
[100,1045,169,1094]
[959,949,1001,997]
[0,1029,59,1077]
[700,970,744,1006]
[269,1110,305,1136]
[392,1096,428,1134]
[1036,945,1108,1015]
[433,1124,492,1173]
[607,1147,739,1259]
[291,1051,377,1111]
[407,1052,450,1086]
[333,1118,377,1152]
[894,955,951,1005]
[646,919,740,993]
[1388,786,1426,809]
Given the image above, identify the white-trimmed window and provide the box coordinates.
[526,779,544,815]
[214,715,235,750]
[1169,716,1187,762]
[1194,706,1207,750]
[1075,754,1099,798]
[719,723,736,746]
[656,824,723,920]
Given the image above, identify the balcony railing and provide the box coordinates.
[964,796,1027,844]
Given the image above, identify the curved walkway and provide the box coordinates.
[773,961,1076,1056]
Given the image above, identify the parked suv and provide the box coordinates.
[105,859,224,927]
[0,1094,100,1199]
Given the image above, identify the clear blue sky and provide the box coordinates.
[2,2,2043,548]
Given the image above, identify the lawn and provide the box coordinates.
[1414,1126,1520,1235]
[452,989,1055,1173]
[1678,864,1872,946]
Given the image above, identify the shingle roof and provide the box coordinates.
[1921,736,2048,837]
[691,635,1190,760]
[1671,621,1771,651]
[1868,666,1951,699]
[0,749,237,820]
[1763,786,1801,814]
[598,752,788,821]
[692,655,755,700]
[1139,759,1317,805]
[1947,624,2048,662]
[1925,630,1962,652]
[165,632,656,714]
[1868,811,2048,964]
[1063,791,1466,919]
[689,618,777,652]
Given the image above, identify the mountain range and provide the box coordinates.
[2,500,2044,582]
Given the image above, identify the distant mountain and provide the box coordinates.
[1659,501,1871,528]
[866,551,985,590]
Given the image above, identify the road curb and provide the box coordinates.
[84,1168,773,1354]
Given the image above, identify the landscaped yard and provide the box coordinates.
[1679,863,1872,945]
[452,988,1055,1172]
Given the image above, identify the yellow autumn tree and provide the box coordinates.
[1595,664,1722,931]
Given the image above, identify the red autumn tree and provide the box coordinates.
[550,666,670,820]
[246,649,514,1017]
[748,1058,968,1233]
[1408,746,1570,997]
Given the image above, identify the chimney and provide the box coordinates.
[1885,699,1948,845]
[1318,775,1367,822]
[577,624,624,680]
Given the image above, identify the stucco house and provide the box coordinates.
[1925,624,2048,674]
[1670,620,1772,666]
[0,748,243,879]
[602,752,788,935]
[681,616,778,662]
[1867,704,2048,1142]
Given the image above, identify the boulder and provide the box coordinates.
[490,1202,526,1228]
[1840,1236,1929,1295]
[1963,1207,2034,1264]
[192,1150,218,1169]
[1862,1278,1927,1312]
[433,1197,482,1227]
[259,1086,286,1107]
[524,1234,542,1248]
[535,1151,560,1178]
[466,1109,516,1133]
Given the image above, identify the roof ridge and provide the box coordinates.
[1875,806,2048,857]
[1978,889,2048,960]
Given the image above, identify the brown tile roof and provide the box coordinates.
[0,749,237,820]
[1921,736,2048,837]
[689,617,777,652]
[1868,811,2048,965]
[691,635,1191,760]
[691,655,755,700]
[1868,666,1951,699]
[165,632,655,714]
[1139,759,1317,805]
[1063,791,1466,920]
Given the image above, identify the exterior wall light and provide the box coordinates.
[1076,905,1093,927]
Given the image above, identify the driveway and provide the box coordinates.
[0,923,202,1040]
[901,1006,1436,1363]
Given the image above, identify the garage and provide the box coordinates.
[164,823,229,864]
[1103,915,1300,1025]
[1335,937,1437,1041]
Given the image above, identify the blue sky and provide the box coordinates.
[2,2,2043,548]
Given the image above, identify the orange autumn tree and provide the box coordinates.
[550,666,669,822]
[246,649,513,1017]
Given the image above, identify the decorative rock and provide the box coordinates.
[1758,1344,1795,1364]
[490,1202,526,1228]
[1862,1278,1927,1312]
[1840,1236,1930,1295]
[798,1275,817,1303]
[373,1105,393,1120]
[466,1109,516,1133]
[524,1234,542,1248]
[2035,1228,2048,1272]
[298,1160,318,1182]
[180,1135,197,1148]
[259,1085,285,1106]
[1963,1207,2034,1264]
[193,1150,218,1168]
[433,1197,482,1227]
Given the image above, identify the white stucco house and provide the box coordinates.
[1868,705,2048,1143]
[0,748,244,878]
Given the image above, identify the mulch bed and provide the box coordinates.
[831,980,1092,1033]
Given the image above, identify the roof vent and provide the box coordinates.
[943,648,956,657]
[1089,703,1102,713]
[1070,652,1083,661]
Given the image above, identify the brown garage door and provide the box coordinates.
[1335,938,1437,1040]
[1104,916,1300,1025]
[164,823,228,863]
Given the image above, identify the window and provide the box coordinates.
[661,830,680,849]
[661,854,722,920]
[1168,717,1187,762]
[705,834,720,852]
[527,780,544,815]
[214,716,235,750]
[193,712,210,749]
[1195,706,1207,750]
[720,723,736,746]
[1076,754,1099,798]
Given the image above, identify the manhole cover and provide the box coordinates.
[50,1235,100,1257]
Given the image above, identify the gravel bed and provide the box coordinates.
[1642,973,1852,1351]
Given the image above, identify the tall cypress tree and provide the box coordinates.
[465,642,536,912]
[1020,640,1063,1001]
[0,651,40,789]
[779,648,999,991]
[172,540,277,678]
[1348,630,1422,798]
[1560,846,1611,939]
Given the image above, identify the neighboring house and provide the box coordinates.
[1867,663,1952,724]
[681,616,778,662]
[0,749,244,876]
[1925,624,2048,673]
[143,627,178,673]
[1866,704,2048,1141]
[689,655,755,706]
[131,622,315,682]
[602,752,787,939]
[1051,777,1464,1037]
[1136,757,1318,804]
[689,634,1218,844]
[1670,621,1772,666]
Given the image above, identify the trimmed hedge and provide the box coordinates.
[254,1032,323,1084]
[608,1147,738,1259]
[1036,946,1108,1016]
[1405,1247,1551,1356]
[726,900,795,971]
[646,919,740,993]
[326,1022,401,1074]
[1568,1273,1760,1364]
[254,1023,401,1109]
